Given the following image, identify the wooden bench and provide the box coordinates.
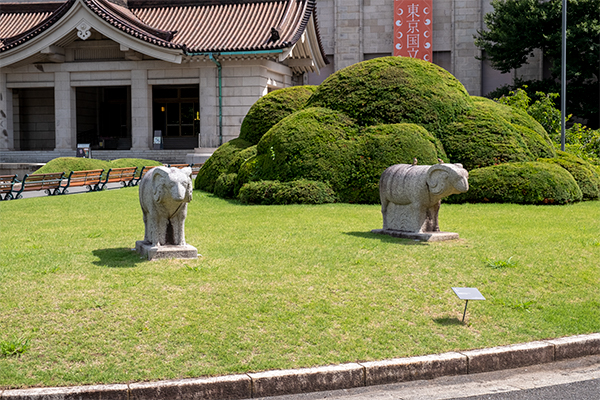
[191,163,203,176]
[12,172,64,199]
[97,167,138,191]
[168,163,191,169]
[0,174,19,200]
[132,166,159,186]
[60,169,104,194]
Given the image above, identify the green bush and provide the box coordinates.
[343,123,443,203]
[34,157,162,176]
[449,162,582,204]
[214,173,238,199]
[539,151,600,200]
[238,180,337,205]
[239,86,317,145]
[194,138,253,192]
[306,57,473,135]
[438,97,555,170]
[251,107,359,190]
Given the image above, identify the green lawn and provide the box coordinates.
[0,188,598,389]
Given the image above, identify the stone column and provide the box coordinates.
[334,0,363,71]
[0,72,14,150]
[452,0,482,96]
[131,69,152,150]
[54,71,76,150]
[199,66,218,148]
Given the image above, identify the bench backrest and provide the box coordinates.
[22,173,64,190]
[169,163,191,169]
[106,167,137,181]
[0,175,18,193]
[68,169,104,183]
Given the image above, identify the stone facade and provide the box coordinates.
[309,0,544,96]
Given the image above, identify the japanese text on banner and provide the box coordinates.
[393,0,432,62]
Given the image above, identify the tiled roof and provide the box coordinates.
[0,0,326,59]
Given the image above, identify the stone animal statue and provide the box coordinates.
[379,163,469,233]
[139,166,193,246]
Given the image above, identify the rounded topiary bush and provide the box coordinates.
[239,85,317,145]
[34,157,162,175]
[449,162,582,204]
[539,151,600,200]
[438,97,556,170]
[194,138,252,192]
[344,123,444,203]
[214,173,237,199]
[306,56,473,134]
[251,107,359,193]
[238,179,337,205]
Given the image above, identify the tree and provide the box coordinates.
[475,0,600,128]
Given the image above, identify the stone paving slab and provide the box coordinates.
[361,352,467,386]
[1,334,599,400]
[248,363,365,398]
[129,375,251,400]
[460,341,554,374]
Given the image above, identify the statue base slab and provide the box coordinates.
[136,241,198,260]
[371,229,459,242]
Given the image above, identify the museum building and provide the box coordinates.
[0,0,544,164]
[0,0,328,163]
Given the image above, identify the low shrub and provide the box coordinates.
[214,173,237,199]
[239,85,317,145]
[238,180,337,205]
[194,138,253,192]
[448,162,582,204]
[34,157,162,176]
[539,151,600,200]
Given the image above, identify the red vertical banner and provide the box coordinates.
[393,0,432,62]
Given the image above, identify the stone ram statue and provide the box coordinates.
[378,163,469,233]
[139,166,193,247]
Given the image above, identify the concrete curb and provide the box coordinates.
[2,333,599,400]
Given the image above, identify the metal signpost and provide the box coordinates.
[452,287,485,323]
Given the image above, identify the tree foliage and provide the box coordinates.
[475,0,600,127]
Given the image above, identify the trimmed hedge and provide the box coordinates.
[252,107,359,189]
[214,173,237,199]
[437,97,556,170]
[34,157,162,176]
[194,138,252,192]
[239,85,317,145]
[306,57,473,135]
[449,162,582,205]
[343,123,443,203]
[539,151,600,200]
[238,180,337,205]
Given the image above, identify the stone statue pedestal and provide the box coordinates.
[136,241,198,261]
[371,229,459,242]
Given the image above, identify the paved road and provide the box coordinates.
[253,354,600,400]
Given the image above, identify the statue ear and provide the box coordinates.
[153,168,168,202]
[427,165,449,196]
[181,167,192,177]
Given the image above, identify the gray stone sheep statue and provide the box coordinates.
[139,166,193,246]
[379,163,469,233]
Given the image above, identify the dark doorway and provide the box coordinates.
[76,87,131,150]
[15,88,55,150]
[152,85,199,149]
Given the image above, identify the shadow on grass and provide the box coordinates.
[344,231,428,246]
[433,316,464,326]
[92,248,145,268]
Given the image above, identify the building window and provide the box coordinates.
[152,86,199,149]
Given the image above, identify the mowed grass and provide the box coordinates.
[0,188,598,388]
